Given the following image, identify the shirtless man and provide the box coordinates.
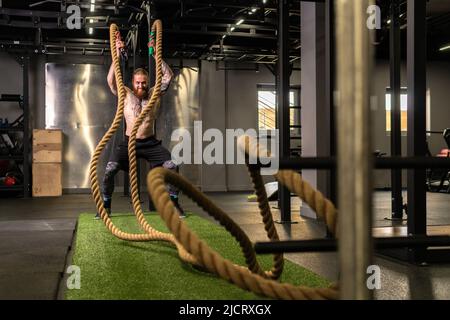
[95,31,184,219]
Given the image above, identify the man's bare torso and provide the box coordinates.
[123,87,160,139]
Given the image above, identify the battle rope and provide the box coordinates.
[89,22,286,278]
[146,135,339,299]
[90,21,339,299]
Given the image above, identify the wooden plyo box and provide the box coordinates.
[32,129,63,197]
[32,163,62,197]
[33,129,62,163]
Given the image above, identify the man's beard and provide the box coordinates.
[134,87,147,99]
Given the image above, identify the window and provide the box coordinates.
[385,88,431,133]
[257,89,298,130]
[385,88,408,132]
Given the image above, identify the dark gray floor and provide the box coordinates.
[0,190,449,299]
[0,219,75,299]
[373,191,450,227]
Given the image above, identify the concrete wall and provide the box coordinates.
[199,61,301,191]
[226,64,274,191]
[198,61,227,191]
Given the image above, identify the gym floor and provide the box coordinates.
[1,191,449,300]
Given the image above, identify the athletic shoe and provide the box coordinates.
[94,207,111,220]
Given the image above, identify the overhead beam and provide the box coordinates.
[164,29,277,39]
[0,18,130,29]
[0,7,122,18]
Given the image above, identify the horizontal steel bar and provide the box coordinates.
[173,22,277,32]
[272,157,450,169]
[0,185,24,191]
[0,19,130,30]
[164,29,277,39]
[0,8,62,18]
[255,236,450,254]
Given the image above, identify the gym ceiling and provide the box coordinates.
[0,0,449,62]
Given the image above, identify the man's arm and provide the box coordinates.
[107,63,118,96]
[160,60,174,95]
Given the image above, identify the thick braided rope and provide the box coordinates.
[145,135,339,298]
[123,21,284,276]
[275,171,337,235]
[88,23,156,241]
[90,23,280,275]
[147,168,338,299]
[238,135,338,236]
[246,166,284,279]
[124,20,198,265]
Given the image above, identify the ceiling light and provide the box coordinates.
[252,8,258,12]
[89,0,95,34]
[230,27,235,32]
[236,19,244,25]
[439,45,450,52]
[89,17,94,34]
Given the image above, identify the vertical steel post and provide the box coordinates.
[277,0,291,222]
[22,56,30,197]
[390,0,403,220]
[147,1,155,88]
[406,0,427,260]
[147,0,156,210]
[335,0,374,299]
[325,0,336,207]
[122,45,130,197]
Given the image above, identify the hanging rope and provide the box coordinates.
[89,22,339,300]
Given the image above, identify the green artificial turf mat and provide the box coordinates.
[66,213,331,300]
